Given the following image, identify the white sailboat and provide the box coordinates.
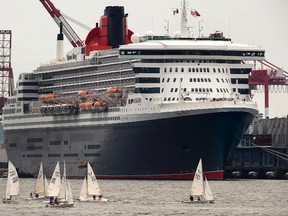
[183,159,214,204]
[28,162,48,199]
[47,161,61,197]
[47,161,74,207]
[78,162,108,202]
[3,161,20,203]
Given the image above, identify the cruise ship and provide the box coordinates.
[2,2,263,179]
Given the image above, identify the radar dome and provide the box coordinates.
[144,30,155,36]
[131,33,141,43]
[173,31,181,38]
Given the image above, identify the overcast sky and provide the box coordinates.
[1,0,288,117]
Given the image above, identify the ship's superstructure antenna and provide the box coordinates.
[180,0,189,37]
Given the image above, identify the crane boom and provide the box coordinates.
[39,0,84,47]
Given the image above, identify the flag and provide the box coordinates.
[173,8,179,15]
[191,10,201,17]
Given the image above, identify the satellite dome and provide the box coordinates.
[144,30,155,36]
[131,33,141,43]
[173,31,181,38]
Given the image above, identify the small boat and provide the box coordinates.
[28,162,49,200]
[78,162,109,202]
[2,161,20,203]
[182,158,214,204]
[48,161,74,208]
[46,161,61,197]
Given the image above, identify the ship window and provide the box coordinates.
[175,88,178,92]
[48,154,61,157]
[181,68,184,72]
[27,138,43,143]
[222,78,224,82]
[175,68,178,72]
[27,146,43,150]
[204,78,207,82]
[64,140,68,145]
[162,78,165,82]
[197,78,200,82]
[164,68,167,72]
[84,153,100,157]
[164,98,167,101]
[213,68,216,73]
[192,68,195,72]
[194,78,196,82]
[216,78,219,82]
[170,88,174,92]
[199,88,202,93]
[218,68,221,73]
[188,68,192,72]
[26,154,42,158]
[190,78,193,82]
[167,78,170,82]
[220,89,223,93]
[172,98,175,101]
[206,88,209,92]
[203,68,206,72]
[161,88,164,93]
[222,68,225,73]
[63,153,78,157]
[217,88,219,93]
[9,143,17,148]
[200,68,203,72]
[168,98,171,101]
[195,88,198,92]
[50,141,61,146]
[191,88,194,92]
[210,88,213,92]
[183,88,187,92]
[169,68,172,72]
[196,68,199,72]
[207,68,210,72]
[201,78,204,82]
[173,78,177,82]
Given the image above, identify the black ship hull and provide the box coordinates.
[4,109,255,180]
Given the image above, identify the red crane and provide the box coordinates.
[39,0,84,47]
[0,30,14,114]
[249,60,288,118]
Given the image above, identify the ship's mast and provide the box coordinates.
[180,0,189,37]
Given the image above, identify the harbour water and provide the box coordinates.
[0,178,287,215]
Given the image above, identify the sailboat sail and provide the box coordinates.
[44,176,49,197]
[190,158,204,197]
[58,161,67,200]
[7,161,20,197]
[5,175,11,200]
[87,162,102,196]
[204,177,214,201]
[79,176,88,200]
[47,161,61,197]
[67,179,73,205]
[34,162,44,194]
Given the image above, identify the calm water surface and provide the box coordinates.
[0,178,287,216]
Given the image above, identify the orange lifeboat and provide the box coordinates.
[93,101,107,112]
[39,93,58,100]
[78,90,93,96]
[106,87,122,97]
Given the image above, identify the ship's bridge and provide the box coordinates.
[119,36,265,61]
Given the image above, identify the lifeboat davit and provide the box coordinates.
[106,87,122,97]
[39,93,58,100]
